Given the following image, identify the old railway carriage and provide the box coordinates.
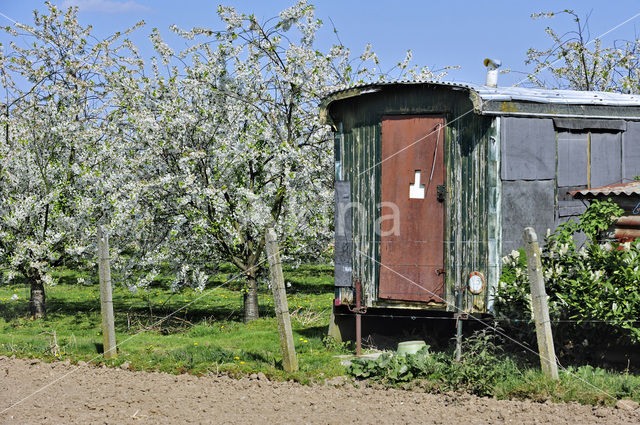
[320,81,640,338]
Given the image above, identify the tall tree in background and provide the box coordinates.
[0,3,142,317]
[526,9,640,93]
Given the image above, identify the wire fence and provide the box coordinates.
[352,246,634,402]
[2,5,640,416]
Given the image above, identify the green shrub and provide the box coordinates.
[347,330,520,396]
[496,199,640,343]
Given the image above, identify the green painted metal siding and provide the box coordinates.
[327,85,500,313]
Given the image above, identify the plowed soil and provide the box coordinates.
[1,356,638,424]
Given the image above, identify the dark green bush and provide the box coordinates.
[347,330,519,396]
[496,199,640,343]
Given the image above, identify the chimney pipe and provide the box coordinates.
[483,58,501,87]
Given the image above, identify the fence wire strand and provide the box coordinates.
[354,247,621,402]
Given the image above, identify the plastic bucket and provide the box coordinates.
[396,340,427,356]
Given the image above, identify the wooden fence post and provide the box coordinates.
[523,227,558,380]
[98,226,117,359]
[265,227,298,372]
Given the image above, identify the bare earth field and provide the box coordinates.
[1,356,639,425]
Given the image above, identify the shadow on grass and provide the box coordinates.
[285,281,333,295]
[1,262,333,321]
[0,302,30,320]
[242,350,277,365]
[1,290,248,333]
[296,326,328,339]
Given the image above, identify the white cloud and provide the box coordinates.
[61,0,151,14]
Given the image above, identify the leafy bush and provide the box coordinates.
[347,330,520,396]
[496,199,640,343]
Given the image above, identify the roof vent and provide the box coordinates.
[483,58,501,88]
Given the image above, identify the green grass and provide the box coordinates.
[1,263,639,405]
[0,264,344,383]
[346,330,640,406]
[493,365,640,405]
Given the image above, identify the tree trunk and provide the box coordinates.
[243,268,259,322]
[30,278,46,319]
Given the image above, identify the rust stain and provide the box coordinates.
[378,115,445,303]
[614,228,640,240]
[617,216,640,227]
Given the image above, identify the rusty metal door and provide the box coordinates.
[379,115,445,302]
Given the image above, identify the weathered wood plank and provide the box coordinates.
[98,226,117,359]
[265,228,298,372]
[523,227,559,380]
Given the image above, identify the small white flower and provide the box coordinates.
[558,243,569,256]
[589,270,604,281]
[11,294,19,301]
[578,247,588,258]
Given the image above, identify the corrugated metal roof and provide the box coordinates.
[320,81,640,123]
[570,181,640,197]
[471,83,640,106]
[323,80,640,107]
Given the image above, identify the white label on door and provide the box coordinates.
[409,170,425,199]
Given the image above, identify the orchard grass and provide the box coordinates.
[0,264,342,384]
[1,264,639,405]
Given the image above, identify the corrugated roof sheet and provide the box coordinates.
[322,80,640,107]
[472,84,640,106]
[570,181,640,197]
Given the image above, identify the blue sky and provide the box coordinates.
[1,0,640,86]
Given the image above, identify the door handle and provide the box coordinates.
[436,185,446,203]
